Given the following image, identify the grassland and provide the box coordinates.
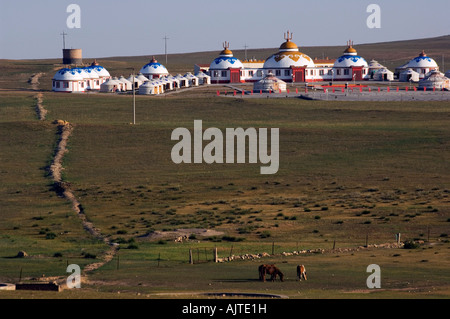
[0,37,450,299]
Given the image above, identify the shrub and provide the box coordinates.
[45,232,56,239]
[53,252,63,258]
[83,253,97,259]
[260,231,271,238]
[403,241,420,249]
[127,244,139,249]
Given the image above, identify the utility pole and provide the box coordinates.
[163,35,169,65]
[60,31,68,50]
[244,43,249,61]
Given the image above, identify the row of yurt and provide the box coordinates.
[100,76,134,93]
[418,71,450,90]
[52,60,111,93]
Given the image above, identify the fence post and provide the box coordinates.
[214,247,218,263]
[189,249,193,265]
[272,242,275,255]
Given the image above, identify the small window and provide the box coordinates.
[275,70,281,76]
[213,71,219,77]
[63,82,69,88]
[221,71,227,77]
[284,70,290,76]
[249,70,254,77]
[337,69,341,75]
[328,70,333,75]
[56,82,61,88]
[319,70,324,76]
[257,70,262,77]
[344,69,350,75]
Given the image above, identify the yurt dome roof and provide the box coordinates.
[53,68,85,81]
[91,65,111,77]
[140,57,169,75]
[334,41,368,68]
[407,51,438,69]
[263,31,314,69]
[210,41,244,70]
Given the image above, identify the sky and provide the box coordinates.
[1,0,449,60]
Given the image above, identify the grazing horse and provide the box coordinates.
[297,265,307,281]
[259,264,284,282]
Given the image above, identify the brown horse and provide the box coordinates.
[259,264,284,282]
[297,265,307,281]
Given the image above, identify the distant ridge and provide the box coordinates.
[96,35,450,71]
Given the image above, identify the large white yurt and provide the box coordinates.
[195,71,211,85]
[253,73,287,93]
[209,42,244,83]
[264,31,315,82]
[140,57,169,79]
[52,68,86,93]
[399,68,420,82]
[100,78,122,93]
[333,41,369,81]
[373,68,394,81]
[418,71,450,90]
[139,80,165,95]
[405,51,439,79]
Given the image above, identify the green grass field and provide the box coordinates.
[1,89,449,299]
[0,39,450,299]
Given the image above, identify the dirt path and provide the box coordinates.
[49,120,118,277]
[28,75,118,282]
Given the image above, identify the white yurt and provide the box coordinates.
[140,57,169,79]
[333,41,369,81]
[175,74,190,88]
[119,76,133,91]
[184,73,199,86]
[160,77,174,91]
[167,75,181,89]
[209,42,244,83]
[52,68,86,93]
[253,73,287,93]
[373,68,394,81]
[126,75,143,89]
[399,68,420,82]
[418,71,450,90]
[195,71,211,85]
[139,81,164,95]
[136,73,149,82]
[100,78,122,93]
[368,60,385,79]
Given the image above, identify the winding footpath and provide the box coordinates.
[28,74,118,282]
